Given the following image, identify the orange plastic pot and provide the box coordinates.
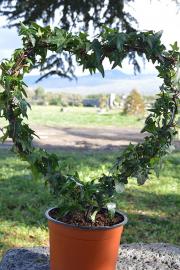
[46,207,128,270]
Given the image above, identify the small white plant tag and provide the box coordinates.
[107,202,116,218]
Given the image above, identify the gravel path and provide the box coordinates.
[118,243,180,270]
[0,244,179,270]
[1,125,179,151]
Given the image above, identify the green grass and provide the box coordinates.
[0,149,179,258]
[25,106,144,128]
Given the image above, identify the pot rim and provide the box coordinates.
[45,207,128,231]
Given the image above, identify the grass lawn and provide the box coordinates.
[0,148,179,258]
[25,105,144,128]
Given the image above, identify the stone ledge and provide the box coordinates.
[0,243,179,270]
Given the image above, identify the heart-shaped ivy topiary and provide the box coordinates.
[0,23,179,220]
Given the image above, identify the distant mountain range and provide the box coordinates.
[24,70,162,96]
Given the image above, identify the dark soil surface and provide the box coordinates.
[50,208,124,227]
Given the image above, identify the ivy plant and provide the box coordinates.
[0,23,179,220]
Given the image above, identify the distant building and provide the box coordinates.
[83,98,99,107]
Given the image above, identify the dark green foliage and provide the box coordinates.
[0,22,179,219]
[123,89,145,115]
[0,0,135,31]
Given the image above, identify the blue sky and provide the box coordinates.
[0,0,179,76]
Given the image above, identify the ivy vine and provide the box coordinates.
[0,23,179,217]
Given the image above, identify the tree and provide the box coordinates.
[1,0,178,31]
[123,89,145,115]
[0,0,136,31]
[33,86,46,105]
[99,95,108,109]
[0,0,137,81]
[68,94,82,107]
[48,95,62,106]
[34,86,45,99]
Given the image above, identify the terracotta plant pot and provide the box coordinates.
[46,207,128,270]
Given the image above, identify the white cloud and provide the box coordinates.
[126,0,180,47]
